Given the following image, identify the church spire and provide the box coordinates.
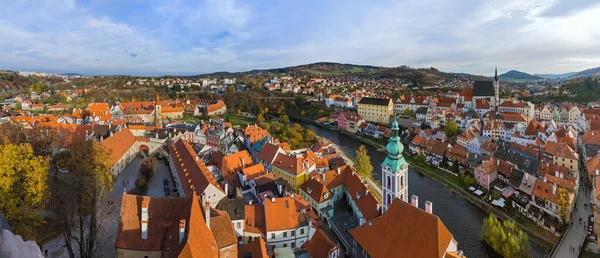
[494,66,498,82]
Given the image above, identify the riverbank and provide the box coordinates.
[335,127,558,247]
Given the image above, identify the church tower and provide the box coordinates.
[381,117,409,214]
[494,66,500,110]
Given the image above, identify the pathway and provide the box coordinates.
[42,156,146,258]
[550,174,593,257]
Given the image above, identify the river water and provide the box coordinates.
[299,122,550,258]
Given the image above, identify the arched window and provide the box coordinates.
[387,175,391,189]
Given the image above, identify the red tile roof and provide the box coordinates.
[237,237,269,258]
[264,197,300,231]
[170,139,223,197]
[302,227,338,258]
[350,199,454,258]
[100,128,136,166]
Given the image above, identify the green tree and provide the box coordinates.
[482,214,530,258]
[355,145,374,179]
[280,115,290,124]
[556,187,569,221]
[0,143,49,239]
[300,110,306,116]
[14,101,22,110]
[403,108,412,117]
[415,154,426,165]
[444,121,459,138]
[257,113,265,123]
[451,161,460,174]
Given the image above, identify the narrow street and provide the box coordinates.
[550,148,593,257]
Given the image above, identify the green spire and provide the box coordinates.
[382,117,408,172]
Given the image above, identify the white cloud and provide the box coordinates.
[0,0,599,75]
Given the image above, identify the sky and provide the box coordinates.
[1,0,600,76]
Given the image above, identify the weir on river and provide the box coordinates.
[297,121,550,258]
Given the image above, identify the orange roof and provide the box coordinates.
[116,193,218,258]
[116,194,192,256]
[179,194,220,258]
[587,155,600,180]
[244,125,270,144]
[264,197,299,231]
[582,130,600,145]
[169,139,223,197]
[238,237,269,258]
[128,124,146,130]
[221,150,253,185]
[302,227,338,258]
[350,199,454,258]
[208,209,238,250]
[533,179,558,203]
[100,128,136,166]
[241,163,267,181]
[244,205,266,235]
[544,141,578,160]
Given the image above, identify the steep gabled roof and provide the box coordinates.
[100,128,136,166]
[170,139,223,197]
[472,81,495,97]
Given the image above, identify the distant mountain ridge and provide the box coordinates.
[571,67,600,78]
[534,72,577,79]
[498,70,543,82]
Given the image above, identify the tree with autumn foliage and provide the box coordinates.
[355,145,374,179]
[0,143,49,239]
[51,139,114,258]
[556,187,570,222]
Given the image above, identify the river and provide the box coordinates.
[299,121,550,258]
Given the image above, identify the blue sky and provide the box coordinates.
[1,0,599,76]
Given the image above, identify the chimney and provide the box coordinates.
[241,158,245,167]
[224,182,229,196]
[596,169,599,176]
[195,156,199,161]
[249,199,253,205]
[337,167,340,175]
[290,193,295,198]
[553,184,557,195]
[179,219,186,244]
[525,173,529,180]
[376,203,381,211]
[205,201,211,229]
[141,200,149,240]
[411,195,419,207]
[271,197,275,203]
[365,189,369,196]
[555,171,558,177]
[277,183,282,195]
[425,201,433,214]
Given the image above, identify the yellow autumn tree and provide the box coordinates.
[0,143,49,239]
[556,187,569,221]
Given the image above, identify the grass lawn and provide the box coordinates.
[520,217,560,244]
[404,155,467,188]
[227,115,257,127]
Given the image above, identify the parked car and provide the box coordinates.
[163,178,170,196]
[58,168,70,174]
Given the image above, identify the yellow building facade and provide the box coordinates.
[357,98,393,125]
